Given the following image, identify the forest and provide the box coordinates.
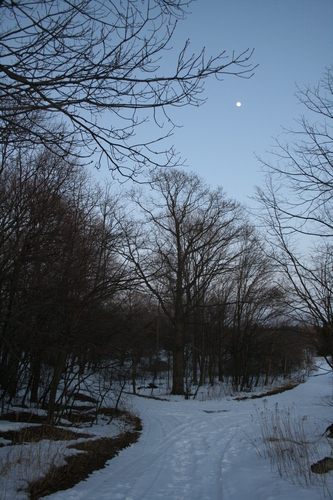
[0,0,332,427]
[0,137,326,423]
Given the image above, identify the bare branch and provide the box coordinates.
[0,0,257,176]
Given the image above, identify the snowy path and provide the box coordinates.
[48,365,333,500]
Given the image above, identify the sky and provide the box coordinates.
[140,0,333,206]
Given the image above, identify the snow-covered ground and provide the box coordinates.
[1,361,333,500]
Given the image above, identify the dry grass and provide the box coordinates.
[252,402,332,497]
[0,429,72,500]
[27,429,141,499]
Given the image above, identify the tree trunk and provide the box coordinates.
[172,318,184,395]
[192,329,198,386]
[132,357,137,395]
[31,351,41,404]
[47,351,67,424]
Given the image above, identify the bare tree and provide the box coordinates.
[0,0,257,177]
[225,228,284,389]
[122,168,242,394]
[0,146,127,420]
[255,66,333,367]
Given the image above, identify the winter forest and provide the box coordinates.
[0,1,332,499]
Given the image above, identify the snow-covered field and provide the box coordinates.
[1,361,333,500]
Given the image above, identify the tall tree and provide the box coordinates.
[226,228,283,389]
[255,67,333,367]
[0,0,256,176]
[123,168,242,394]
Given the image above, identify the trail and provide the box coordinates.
[48,365,333,500]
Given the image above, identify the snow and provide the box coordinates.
[1,361,333,500]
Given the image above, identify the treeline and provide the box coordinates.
[0,147,128,422]
[0,146,312,421]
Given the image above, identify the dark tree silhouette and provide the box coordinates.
[122,168,242,394]
[255,67,333,367]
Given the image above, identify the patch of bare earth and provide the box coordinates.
[0,408,142,499]
[234,381,300,401]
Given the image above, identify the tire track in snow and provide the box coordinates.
[106,400,245,500]
[44,366,333,500]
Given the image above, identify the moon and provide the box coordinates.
[236,101,242,107]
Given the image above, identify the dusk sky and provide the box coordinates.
[146,0,333,206]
